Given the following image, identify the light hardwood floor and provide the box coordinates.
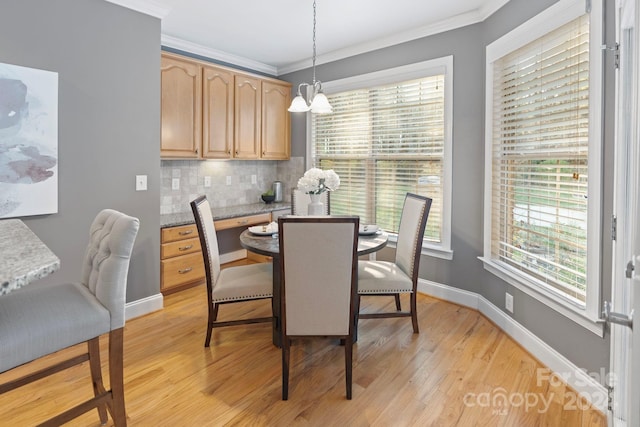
[0,266,606,426]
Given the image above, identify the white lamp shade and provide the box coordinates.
[288,95,311,112]
[309,92,333,114]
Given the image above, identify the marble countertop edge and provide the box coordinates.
[161,202,291,228]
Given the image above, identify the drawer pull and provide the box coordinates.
[179,230,193,236]
[237,219,249,225]
[178,267,193,274]
[179,245,193,251]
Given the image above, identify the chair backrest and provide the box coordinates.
[81,209,140,330]
[394,193,433,284]
[291,188,330,215]
[190,195,221,292]
[278,216,359,337]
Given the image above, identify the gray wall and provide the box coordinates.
[0,0,161,302]
[282,0,612,376]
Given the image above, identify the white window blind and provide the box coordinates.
[491,14,590,303]
[312,75,445,242]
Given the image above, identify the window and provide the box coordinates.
[310,57,453,258]
[483,0,603,333]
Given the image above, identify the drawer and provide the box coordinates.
[214,213,271,231]
[161,252,206,290]
[161,237,202,259]
[161,224,198,243]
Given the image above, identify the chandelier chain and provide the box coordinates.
[312,0,317,84]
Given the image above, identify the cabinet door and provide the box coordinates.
[202,65,234,159]
[161,55,202,158]
[261,81,291,160]
[234,75,261,159]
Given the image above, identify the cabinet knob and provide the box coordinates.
[178,230,193,236]
[178,267,193,274]
[178,245,193,251]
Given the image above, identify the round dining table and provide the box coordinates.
[240,228,388,347]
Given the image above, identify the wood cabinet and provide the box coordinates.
[161,55,202,158]
[161,224,205,294]
[234,75,261,159]
[261,81,291,159]
[202,65,234,159]
[160,52,291,160]
[160,212,274,294]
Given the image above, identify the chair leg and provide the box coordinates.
[282,337,290,400]
[88,337,108,424]
[394,294,402,311]
[345,335,353,400]
[204,303,219,347]
[109,328,127,426]
[410,292,419,333]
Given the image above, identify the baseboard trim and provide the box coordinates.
[418,279,608,413]
[125,293,164,321]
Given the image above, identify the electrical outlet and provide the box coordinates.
[172,178,180,191]
[204,176,211,187]
[251,174,257,184]
[505,292,514,313]
[226,176,232,186]
[135,175,147,191]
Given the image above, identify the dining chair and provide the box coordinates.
[0,209,139,426]
[357,193,432,333]
[278,216,360,400]
[190,195,273,347]
[291,188,330,215]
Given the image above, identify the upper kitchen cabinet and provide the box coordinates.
[202,65,234,159]
[161,55,202,158]
[261,81,291,160]
[234,75,261,159]
[160,52,292,160]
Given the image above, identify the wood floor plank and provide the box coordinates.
[0,273,607,426]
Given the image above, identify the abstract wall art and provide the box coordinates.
[0,62,58,218]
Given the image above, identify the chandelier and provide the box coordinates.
[288,0,333,114]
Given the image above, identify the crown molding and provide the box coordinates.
[278,0,511,76]
[104,0,170,19]
[161,34,278,76]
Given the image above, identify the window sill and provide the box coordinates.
[387,235,454,260]
[479,257,604,337]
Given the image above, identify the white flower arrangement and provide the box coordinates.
[297,168,340,195]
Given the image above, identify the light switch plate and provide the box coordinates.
[172,178,180,191]
[204,176,211,187]
[251,175,257,184]
[135,175,147,191]
[226,176,232,186]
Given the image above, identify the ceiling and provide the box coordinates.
[109,0,510,75]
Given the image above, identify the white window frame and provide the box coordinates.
[481,0,604,335]
[307,56,454,260]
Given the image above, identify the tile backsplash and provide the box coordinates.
[160,157,304,215]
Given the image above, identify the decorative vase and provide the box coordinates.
[307,193,324,215]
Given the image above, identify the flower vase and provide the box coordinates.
[307,193,324,215]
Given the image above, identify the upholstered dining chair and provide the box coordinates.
[357,193,432,333]
[190,195,273,347]
[0,209,139,427]
[291,188,330,215]
[278,216,360,400]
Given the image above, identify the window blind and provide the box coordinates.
[491,14,590,303]
[312,76,445,241]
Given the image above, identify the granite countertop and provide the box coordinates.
[0,219,61,296]
[161,202,291,228]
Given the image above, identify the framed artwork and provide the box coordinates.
[0,62,58,218]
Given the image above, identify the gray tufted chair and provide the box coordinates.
[357,193,432,333]
[190,195,273,348]
[0,209,139,426]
